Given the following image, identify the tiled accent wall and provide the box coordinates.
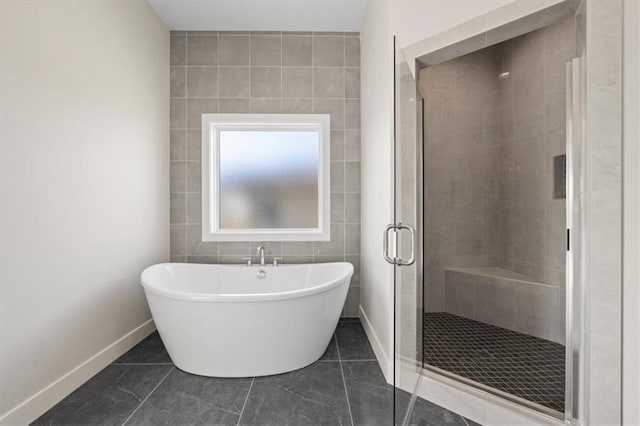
[169,31,361,316]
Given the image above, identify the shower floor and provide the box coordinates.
[423,312,566,413]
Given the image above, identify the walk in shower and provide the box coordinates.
[416,13,582,419]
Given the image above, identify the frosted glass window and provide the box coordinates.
[201,114,331,241]
[219,130,319,229]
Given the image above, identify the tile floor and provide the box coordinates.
[424,312,566,412]
[34,319,477,426]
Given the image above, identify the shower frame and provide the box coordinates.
[409,0,586,423]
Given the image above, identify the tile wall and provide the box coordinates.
[419,46,502,313]
[169,31,361,316]
[498,17,576,290]
[419,17,576,341]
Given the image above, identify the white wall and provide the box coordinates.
[390,0,515,48]
[0,1,169,423]
[359,0,395,381]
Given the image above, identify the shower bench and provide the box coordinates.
[443,267,564,344]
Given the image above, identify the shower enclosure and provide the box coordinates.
[389,5,585,424]
[389,38,423,425]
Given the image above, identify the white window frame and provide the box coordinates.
[201,113,331,242]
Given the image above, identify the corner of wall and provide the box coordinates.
[359,0,395,385]
[0,321,156,425]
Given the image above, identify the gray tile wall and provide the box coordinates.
[420,47,502,313]
[419,18,575,338]
[169,31,361,317]
[495,17,575,343]
[498,17,575,291]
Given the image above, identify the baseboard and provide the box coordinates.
[0,319,156,426]
[358,305,393,384]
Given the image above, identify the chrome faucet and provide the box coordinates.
[256,246,266,267]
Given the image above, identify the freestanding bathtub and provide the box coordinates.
[141,262,353,377]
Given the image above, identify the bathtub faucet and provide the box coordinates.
[256,246,266,267]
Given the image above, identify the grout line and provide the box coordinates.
[170,96,360,101]
[173,253,361,260]
[170,189,361,194]
[335,334,355,426]
[175,65,360,69]
[311,33,316,265]
[342,34,348,317]
[216,32,220,114]
[280,34,283,111]
[183,33,189,259]
[342,35,348,317]
[236,377,255,426]
[121,367,174,426]
[248,35,252,109]
[174,159,359,164]
[171,126,361,131]
[112,363,174,366]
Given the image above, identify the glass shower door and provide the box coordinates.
[385,37,423,426]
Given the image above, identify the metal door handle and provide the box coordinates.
[383,223,416,266]
[383,224,396,264]
[396,223,416,266]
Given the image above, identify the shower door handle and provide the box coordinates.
[396,223,416,266]
[383,224,397,264]
[383,223,416,266]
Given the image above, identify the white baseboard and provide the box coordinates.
[0,320,156,426]
[358,305,393,384]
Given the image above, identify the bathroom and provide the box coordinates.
[1,0,638,425]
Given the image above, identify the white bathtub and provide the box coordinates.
[141,262,353,377]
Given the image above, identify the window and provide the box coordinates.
[201,114,330,241]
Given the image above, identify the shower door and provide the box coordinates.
[385,37,423,426]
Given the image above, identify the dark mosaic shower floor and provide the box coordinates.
[424,312,566,412]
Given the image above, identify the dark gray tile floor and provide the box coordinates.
[34,318,477,426]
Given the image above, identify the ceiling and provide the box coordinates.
[146,0,368,32]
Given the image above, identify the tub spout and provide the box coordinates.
[256,246,266,267]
